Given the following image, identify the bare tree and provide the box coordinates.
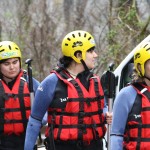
[0,22,2,41]
[0,0,149,80]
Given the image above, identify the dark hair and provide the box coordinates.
[0,59,7,78]
[132,67,144,83]
[0,59,7,64]
[0,58,20,64]
[59,56,74,68]
[59,51,82,68]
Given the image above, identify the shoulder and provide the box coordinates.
[116,85,137,101]
[42,73,58,83]
[40,73,59,87]
[32,77,40,84]
[114,85,137,111]
[119,85,137,94]
[36,73,59,94]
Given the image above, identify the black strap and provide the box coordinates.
[0,107,30,113]
[49,111,56,150]
[66,96,104,102]
[0,119,28,124]
[48,110,103,117]
[71,81,85,140]
[133,82,150,100]
[0,81,5,134]
[55,68,85,140]
[65,77,85,140]
[18,80,28,131]
[93,78,105,138]
[2,93,30,101]
[55,68,70,80]
[57,108,64,140]
[129,137,150,142]
[128,124,150,129]
[53,123,104,129]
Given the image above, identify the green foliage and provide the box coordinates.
[100,0,150,72]
[107,30,117,41]
[0,0,149,79]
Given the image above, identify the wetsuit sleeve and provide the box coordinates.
[24,73,58,150]
[32,78,48,125]
[110,85,137,150]
[42,111,48,125]
[24,117,41,150]
[32,77,40,92]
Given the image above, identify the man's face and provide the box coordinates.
[84,49,98,70]
[144,59,150,77]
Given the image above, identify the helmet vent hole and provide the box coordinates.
[84,33,86,37]
[146,48,150,51]
[88,37,91,40]
[0,49,4,52]
[65,43,68,46]
[9,45,11,50]
[72,34,75,38]
[78,33,81,36]
[67,38,71,41]
[144,44,148,48]
[15,47,19,50]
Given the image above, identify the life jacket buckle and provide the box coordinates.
[4,93,17,100]
[80,124,87,134]
[86,98,91,106]
[79,111,85,118]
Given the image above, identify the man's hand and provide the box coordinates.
[106,112,113,124]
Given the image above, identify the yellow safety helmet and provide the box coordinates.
[0,41,21,61]
[61,30,96,63]
[134,42,150,76]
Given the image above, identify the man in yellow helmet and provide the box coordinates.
[0,41,40,150]
[25,30,112,150]
[111,42,150,149]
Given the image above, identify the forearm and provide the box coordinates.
[24,117,42,150]
[110,136,123,150]
[110,86,136,149]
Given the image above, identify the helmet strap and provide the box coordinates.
[80,59,89,72]
[144,75,150,82]
[80,59,93,82]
